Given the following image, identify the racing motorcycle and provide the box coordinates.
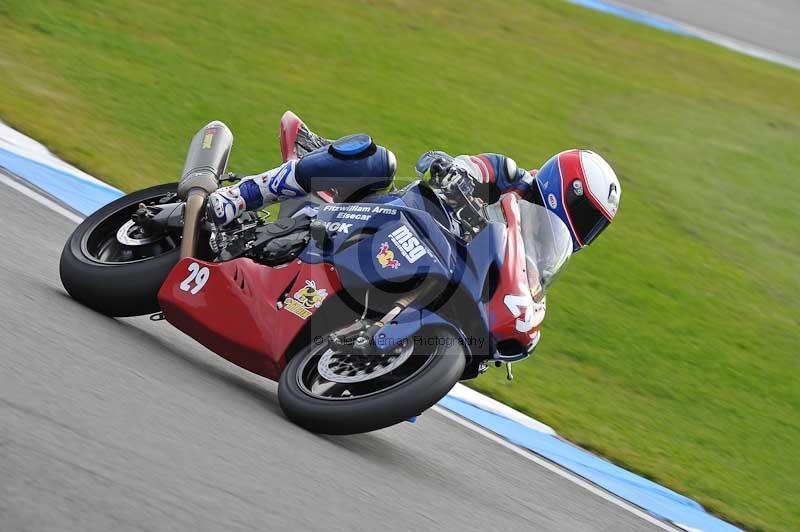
[60,115,572,434]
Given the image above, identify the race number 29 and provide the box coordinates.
[179,262,210,295]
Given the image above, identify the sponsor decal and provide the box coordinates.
[336,212,371,221]
[323,204,371,213]
[547,193,558,209]
[202,128,216,149]
[283,280,328,320]
[323,221,352,234]
[322,204,397,216]
[388,225,427,263]
[376,242,401,269]
[371,206,397,215]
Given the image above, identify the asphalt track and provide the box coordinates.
[0,175,668,531]
[615,0,800,62]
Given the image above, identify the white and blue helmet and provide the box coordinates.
[535,150,621,251]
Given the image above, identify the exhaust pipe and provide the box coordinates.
[177,121,233,258]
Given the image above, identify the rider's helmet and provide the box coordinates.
[534,150,621,252]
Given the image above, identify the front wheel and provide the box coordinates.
[59,183,185,317]
[278,326,466,434]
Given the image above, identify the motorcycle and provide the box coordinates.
[59,113,572,434]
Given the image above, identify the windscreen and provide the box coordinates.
[517,202,573,298]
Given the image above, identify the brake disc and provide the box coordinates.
[317,342,414,384]
[116,219,163,246]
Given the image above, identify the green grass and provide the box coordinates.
[2,0,799,529]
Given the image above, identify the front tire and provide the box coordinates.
[278,326,466,434]
[59,183,184,317]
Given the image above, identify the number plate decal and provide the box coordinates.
[179,262,210,295]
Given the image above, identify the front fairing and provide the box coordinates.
[517,202,573,299]
[298,183,552,364]
[300,200,459,295]
[483,194,572,361]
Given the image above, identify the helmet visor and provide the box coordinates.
[566,184,611,246]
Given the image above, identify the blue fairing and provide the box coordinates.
[373,307,470,351]
[301,200,458,288]
[299,181,507,355]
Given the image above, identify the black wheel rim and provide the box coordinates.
[81,192,179,265]
[296,338,437,401]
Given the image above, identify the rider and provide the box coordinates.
[208,114,621,255]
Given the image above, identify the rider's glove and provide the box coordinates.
[416,150,478,191]
[438,163,472,192]
[415,150,454,178]
[423,155,468,185]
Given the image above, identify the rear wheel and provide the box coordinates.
[59,183,188,317]
[278,325,465,434]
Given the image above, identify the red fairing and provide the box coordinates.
[158,258,340,381]
[486,194,543,349]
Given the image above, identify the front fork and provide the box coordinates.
[329,290,420,352]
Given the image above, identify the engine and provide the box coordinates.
[211,214,311,266]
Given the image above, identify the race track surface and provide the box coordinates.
[0,178,664,531]
[615,0,800,61]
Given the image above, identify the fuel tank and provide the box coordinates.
[177,120,233,199]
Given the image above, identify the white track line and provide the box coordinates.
[0,173,83,224]
[0,174,680,531]
[432,406,682,531]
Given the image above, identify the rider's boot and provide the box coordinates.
[208,161,306,226]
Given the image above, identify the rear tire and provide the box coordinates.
[278,326,466,434]
[59,183,184,317]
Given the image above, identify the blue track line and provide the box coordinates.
[440,395,739,531]
[0,145,122,215]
